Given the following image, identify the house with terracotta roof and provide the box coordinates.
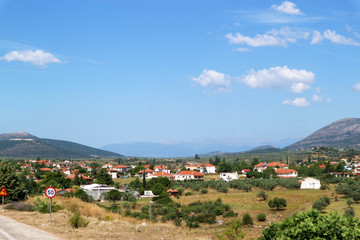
[40,167,52,172]
[154,165,170,174]
[174,171,204,181]
[253,163,268,172]
[198,164,216,174]
[102,164,113,169]
[185,164,198,171]
[138,169,156,179]
[112,165,128,172]
[254,162,288,172]
[275,168,298,178]
[167,189,179,197]
[148,171,175,180]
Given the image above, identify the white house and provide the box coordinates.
[198,164,216,174]
[174,171,204,181]
[300,177,321,189]
[80,184,116,201]
[275,168,298,178]
[220,172,239,182]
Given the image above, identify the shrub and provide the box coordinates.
[4,202,34,211]
[312,199,328,211]
[268,197,287,210]
[260,209,360,239]
[33,197,61,213]
[257,213,266,221]
[201,188,208,194]
[185,192,193,196]
[217,219,244,240]
[257,191,268,201]
[69,211,89,228]
[223,210,238,218]
[320,196,330,205]
[242,213,253,225]
[344,207,355,218]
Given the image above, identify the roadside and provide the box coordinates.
[0,212,60,240]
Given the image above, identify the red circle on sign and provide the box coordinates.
[45,187,57,198]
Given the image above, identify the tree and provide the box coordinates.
[263,167,277,179]
[251,158,259,166]
[73,173,80,186]
[217,219,244,240]
[40,170,72,190]
[344,207,355,218]
[268,197,287,210]
[96,168,113,185]
[352,189,360,203]
[335,183,353,197]
[260,210,360,239]
[105,189,122,205]
[347,199,354,208]
[312,199,328,212]
[152,183,164,195]
[257,191,268,201]
[242,213,253,225]
[0,160,26,201]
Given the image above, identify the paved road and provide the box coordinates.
[0,214,60,240]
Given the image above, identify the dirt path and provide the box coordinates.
[0,213,60,240]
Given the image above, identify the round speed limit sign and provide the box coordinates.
[45,187,57,198]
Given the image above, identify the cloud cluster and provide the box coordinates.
[271,1,304,15]
[282,97,310,107]
[241,66,314,93]
[311,30,360,46]
[1,49,61,67]
[225,26,309,48]
[192,69,231,93]
[226,27,360,49]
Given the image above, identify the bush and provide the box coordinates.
[4,202,34,211]
[268,197,287,210]
[33,197,61,213]
[69,211,89,228]
[185,192,193,196]
[257,213,266,221]
[312,199,328,211]
[257,191,268,201]
[242,213,253,225]
[201,188,208,194]
[223,210,238,218]
[260,209,360,239]
[344,207,355,218]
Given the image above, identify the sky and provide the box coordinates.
[0,0,359,149]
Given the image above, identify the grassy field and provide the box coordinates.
[3,184,359,240]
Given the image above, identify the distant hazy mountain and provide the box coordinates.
[285,118,360,150]
[0,132,122,159]
[102,141,254,158]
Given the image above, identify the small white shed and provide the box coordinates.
[300,177,321,189]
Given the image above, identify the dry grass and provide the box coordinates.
[5,185,353,240]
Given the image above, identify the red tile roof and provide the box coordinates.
[40,168,52,172]
[267,162,288,167]
[275,169,297,174]
[179,171,204,177]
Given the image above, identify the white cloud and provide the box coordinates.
[1,49,61,67]
[312,94,322,102]
[354,83,360,92]
[241,66,315,93]
[192,69,231,92]
[311,30,324,44]
[326,98,332,103]
[283,97,310,107]
[225,26,309,48]
[271,1,304,15]
[323,30,360,46]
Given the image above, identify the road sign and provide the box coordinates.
[0,186,8,197]
[45,187,56,198]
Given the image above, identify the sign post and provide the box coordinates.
[0,186,9,211]
[45,186,56,219]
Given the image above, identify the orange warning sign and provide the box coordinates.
[0,186,8,196]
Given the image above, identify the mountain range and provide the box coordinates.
[285,118,360,150]
[1,118,360,159]
[0,132,122,159]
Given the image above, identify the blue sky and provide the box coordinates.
[0,0,359,149]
